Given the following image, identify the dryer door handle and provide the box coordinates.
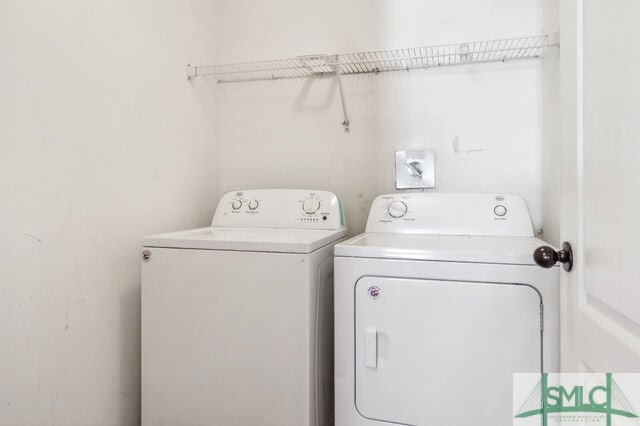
[364,328,378,369]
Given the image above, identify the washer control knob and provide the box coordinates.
[248,200,259,210]
[494,205,507,217]
[388,201,408,218]
[231,200,242,210]
[302,199,320,214]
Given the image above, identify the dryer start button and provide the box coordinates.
[494,205,507,217]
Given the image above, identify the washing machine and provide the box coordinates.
[141,189,347,426]
[334,193,559,426]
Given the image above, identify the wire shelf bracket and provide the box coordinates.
[188,33,559,132]
[333,62,350,133]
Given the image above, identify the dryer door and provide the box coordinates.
[355,277,541,426]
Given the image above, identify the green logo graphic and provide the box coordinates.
[515,373,639,425]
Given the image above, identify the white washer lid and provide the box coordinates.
[143,226,347,254]
[334,233,553,265]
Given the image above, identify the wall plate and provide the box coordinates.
[395,150,435,189]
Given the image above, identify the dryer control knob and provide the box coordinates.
[387,201,408,218]
[231,200,242,210]
[302,199,320,214]
[248,200,259,210]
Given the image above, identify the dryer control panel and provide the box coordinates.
[212,189,345,230]
[366,193,533,237]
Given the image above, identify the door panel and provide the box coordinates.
[582,0,640,334]
[558,0,640,372]
[354,277,541,426]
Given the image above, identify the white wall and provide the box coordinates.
[0,1,218,424]
[212,0,545,234]
[0,1,548,425]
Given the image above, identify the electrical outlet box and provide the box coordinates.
[395,150,435,189]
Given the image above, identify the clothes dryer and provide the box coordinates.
[334,193,558,426]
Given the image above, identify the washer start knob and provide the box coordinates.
[302,199,320,214]
[248,200,259,210]
[387,201,408,218]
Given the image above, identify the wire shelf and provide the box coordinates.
[190,34,556,83]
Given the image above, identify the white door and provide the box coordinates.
[354,276,541,426]
[557,0,640,372]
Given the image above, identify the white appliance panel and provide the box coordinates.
[212,189,344,230]
[366,193,533,237]
[353,277,541,426]
[142,247,335,426]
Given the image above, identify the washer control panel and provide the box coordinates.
[212,189,345,230]
[366,193,533,237]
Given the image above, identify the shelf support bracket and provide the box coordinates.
[187,64,197,80]
[332,62,350,133]
[548,31,560,48]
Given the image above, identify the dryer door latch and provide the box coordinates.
[364,328,378,369]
